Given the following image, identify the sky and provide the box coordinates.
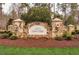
[2,3,11,14]
[2,3,63,15]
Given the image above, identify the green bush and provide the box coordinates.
[21,7,51,26]
[65,36,72,40]
[71,31,76,35]
[0,31,13,39]
[0,33,10,39]
[5,31,12,36]
[0,31,12,36]
[55,36,63,41]
[0,31,17,40]
[27,36,32,39]
[63,33,72,40]
[75,30,79,34]
[9,35,17,40]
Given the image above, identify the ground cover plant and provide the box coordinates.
[0,31,17,40]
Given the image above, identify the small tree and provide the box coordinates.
[54,13,64,20]
[21,7,51,26]
[65,15,76,25]
[6,18,14,30]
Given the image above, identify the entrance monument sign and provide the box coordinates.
[28,25,47,35]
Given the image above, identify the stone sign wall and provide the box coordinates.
[27,22,50,38]
[8,18,76,39]
[52,18,66,37]
[8,19,27,38]
[28,25,47,35]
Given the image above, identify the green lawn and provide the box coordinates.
[0,45,79,55]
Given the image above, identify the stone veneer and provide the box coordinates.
[8,18,75,39]
[26,22,50,38]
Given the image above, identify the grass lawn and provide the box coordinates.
[0,45,79,55]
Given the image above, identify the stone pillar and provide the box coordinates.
[76,25,79,31]
[8,19,26,38]
[68,24,75,34]
[51,18,64,38]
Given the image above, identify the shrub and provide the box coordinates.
[0,31,18,40]
[21,7,51,26]
[63,33,72,40]
[9,35,17,40]
[75,30,79,34]
[65,36,72,40]
[71,31,76,35]
[27,36,32,39]
[0,31,13,39]
[5,31,12,36]
[0,33,10,39]
[55,36,63,41]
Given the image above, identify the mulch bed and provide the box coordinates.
[0,35,79,48]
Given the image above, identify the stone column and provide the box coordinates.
[68,24,75,35]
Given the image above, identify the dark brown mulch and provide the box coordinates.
[0,35,79,48]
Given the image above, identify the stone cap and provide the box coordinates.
[27,22,49,29]
[52,18,63,22]
[13,19,23,22]
[27,22,48,26]
[68,24,74,27]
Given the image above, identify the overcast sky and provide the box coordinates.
[2,3,11,14]
[2,3,63,15]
